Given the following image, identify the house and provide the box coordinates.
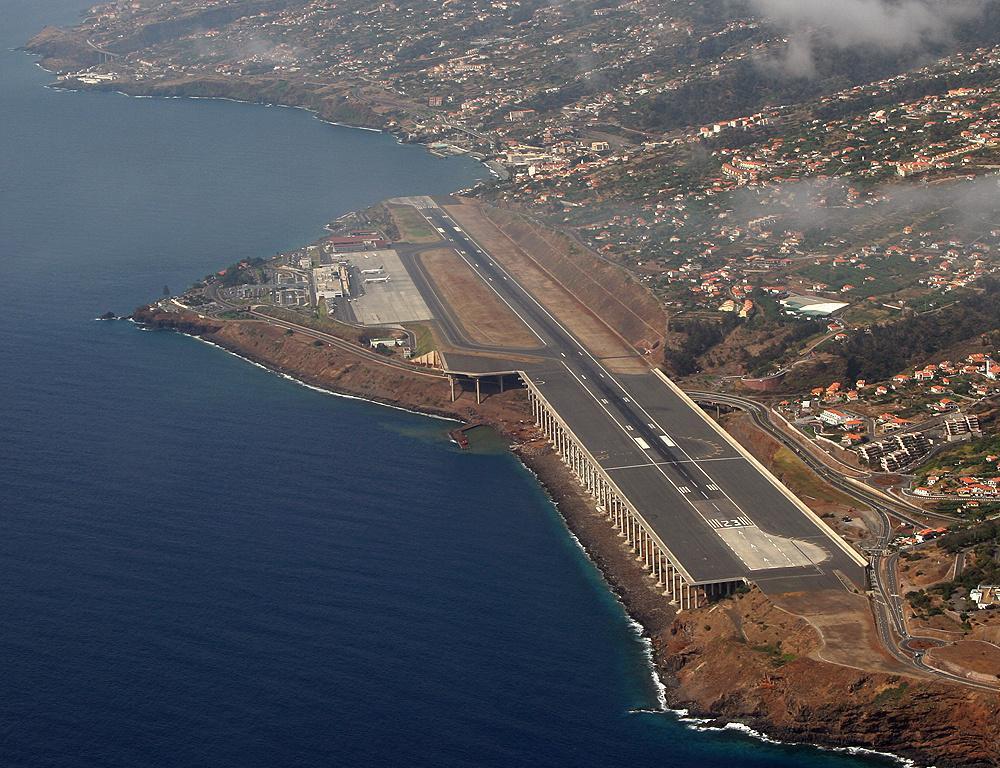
[819,409,849,427]
[970,585,1000,609]
[915,527,947,543]
[931,398,958,412]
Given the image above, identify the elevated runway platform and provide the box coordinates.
[390,197,868,606]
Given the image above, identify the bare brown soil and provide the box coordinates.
[899,547,958,591]
[771,590,909,674]
[419,248,541,350]
[663,590,1000,767]
[443,200,650,373]
[926,642,1000,685]
[477,205,666,351]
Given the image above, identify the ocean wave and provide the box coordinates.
[518,479,671,715]
[683,719,920,766]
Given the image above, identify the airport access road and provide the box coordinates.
[412,203,867,590]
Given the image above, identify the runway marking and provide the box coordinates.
[706,483,720,491]
[603,457,746,471]
[415,209,547,346]
[679,486,691,494]
[418,206,783,565]
[659,435,676,447]
[708,517,755,530]
[634,437,651,450]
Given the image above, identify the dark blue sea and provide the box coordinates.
[0,3,895,766]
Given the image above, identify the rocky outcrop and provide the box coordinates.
[131,305,223,336]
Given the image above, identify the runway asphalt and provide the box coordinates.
[404,202,867,590]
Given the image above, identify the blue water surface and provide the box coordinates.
[0,3,892,766]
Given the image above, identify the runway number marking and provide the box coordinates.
[708,517,754,529]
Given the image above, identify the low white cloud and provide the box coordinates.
[749,0,988,77]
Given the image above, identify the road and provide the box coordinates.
[688,390,997,690]
[194,284,447,380]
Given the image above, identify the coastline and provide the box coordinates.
[21,29,498,185]
[131,305,1000,768]
[41,76,497,187]
[28,18,995,767]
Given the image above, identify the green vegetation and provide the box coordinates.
[255,305,373,344]
[872,682,909,705]
[929,521,1000,601]
[751,641,797,668]
[915,434,1000,488]
[389,205,440,244]
[665,316,737,375]
[216,257,267,287]
[835,278,1000,382]
[770,446,865,511]
[405,322,436,357]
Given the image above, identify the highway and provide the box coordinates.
[414,203,867,589]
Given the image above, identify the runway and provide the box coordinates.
[406,201,867,590]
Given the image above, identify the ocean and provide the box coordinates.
[0,2,894,766]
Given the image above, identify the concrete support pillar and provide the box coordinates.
[449,376,456,402]
[476,377,481,405]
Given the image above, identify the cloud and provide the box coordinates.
[748,0,987,77]
[731,174,1000,239]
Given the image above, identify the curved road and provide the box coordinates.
[687,390,997,691]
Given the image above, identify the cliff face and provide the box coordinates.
[132,307,534,432]
[24,26,100,71]
[662,592,1000,767]
[134,306,1000,767]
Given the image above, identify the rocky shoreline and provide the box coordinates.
[27,15,999,766]
[132,306,999,768]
